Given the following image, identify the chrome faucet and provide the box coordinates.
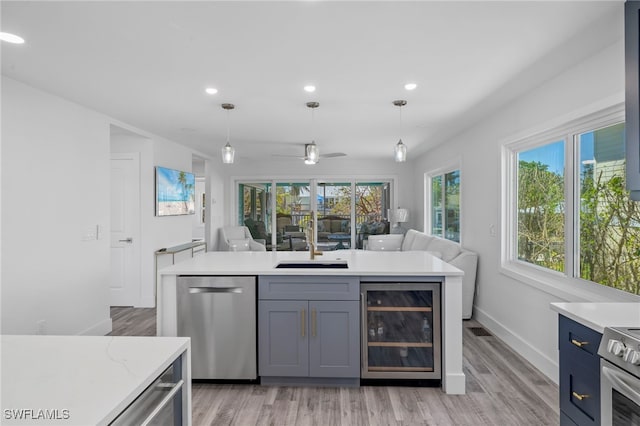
[308,212,323,260]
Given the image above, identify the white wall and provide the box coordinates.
[1,77,111,335]
[411,32,636,380]
[111,129,200,308]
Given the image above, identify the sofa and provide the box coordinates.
[400,229,478,320]
[368,229,478,319]
[316,215,350,242]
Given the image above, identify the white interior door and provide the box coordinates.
[110,153,141,306]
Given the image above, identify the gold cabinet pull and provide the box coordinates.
[571,339,588,348]
[572,391,589,401]
[301,309,306,338]
[312,309,317,337]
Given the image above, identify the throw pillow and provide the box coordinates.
[317,220,325,233]
[341,220,350,233]
[228,238,250,252]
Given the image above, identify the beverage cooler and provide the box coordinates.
[360,282,441,380]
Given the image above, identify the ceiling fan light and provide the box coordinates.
[394,139,407,162]
[304,158,317,165]
[222,142,235,164]
[0,32,25,44]
[306,142,319,163]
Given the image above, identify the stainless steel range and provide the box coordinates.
[598,327,640,426]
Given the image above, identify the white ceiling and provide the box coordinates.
[1,1,622,162]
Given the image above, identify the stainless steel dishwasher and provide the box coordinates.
[176,276,256,380]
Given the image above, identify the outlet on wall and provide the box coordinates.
[36,319,47,335]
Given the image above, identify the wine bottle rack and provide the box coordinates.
[361,283,441,380]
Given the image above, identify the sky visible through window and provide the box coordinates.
[518,140,565,173]
[517,134,596,174]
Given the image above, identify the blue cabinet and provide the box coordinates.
[258,276,360,383]
[558,315,602,426]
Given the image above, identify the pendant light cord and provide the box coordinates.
[399,103,402,141]
[226,108,230,143]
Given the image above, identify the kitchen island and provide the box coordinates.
[157,249,465,394]
[1,335,191,425]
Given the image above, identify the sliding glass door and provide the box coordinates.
[355,182,391,248]
[236,179,393,251]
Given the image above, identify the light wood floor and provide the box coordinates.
[110,307,559,425]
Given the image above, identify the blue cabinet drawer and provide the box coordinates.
[560,410,579,426]
[559,359,600,425]
[558,315,602,426]
[559,315,602,359]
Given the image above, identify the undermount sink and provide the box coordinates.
[275,260,349,269]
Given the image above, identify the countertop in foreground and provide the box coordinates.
[550,302,640,333]
[1,335,189,426]
[159,249,464,276]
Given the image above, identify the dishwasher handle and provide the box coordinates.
[188,286,243,294]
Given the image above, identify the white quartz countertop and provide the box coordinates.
[550,302,640,333]
[159,249,463,276]
[0,335,189,426]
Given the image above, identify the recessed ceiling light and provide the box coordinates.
[404,83,417,91]
[304,85,316,93]
[0,32,25,44]
[205,87,218,95]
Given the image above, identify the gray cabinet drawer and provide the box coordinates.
[258,276,359,300]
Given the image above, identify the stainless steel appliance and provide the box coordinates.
[111,357,184,425]
[176,276,256,380]
[598,327,640,426]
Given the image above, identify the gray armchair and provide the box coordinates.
[219,226,267,251]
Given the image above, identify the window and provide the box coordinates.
[236,179,393,251]
[517,140,565,272]
[428,169,460,242]
[505,106,639,296]
[578,123,640,294]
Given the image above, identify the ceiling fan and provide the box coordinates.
[272,102,346,164]
[273,143,347,164]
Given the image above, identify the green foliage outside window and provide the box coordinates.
[517,160,565,272]
[516,122,640,295]
[580,170,640,294]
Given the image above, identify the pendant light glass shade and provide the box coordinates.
[393,100,408,162]
[394,139,407,162]
[305,102,320,165]
[221,103,235,164]
[222,142,235,164]
[305,142,319,164]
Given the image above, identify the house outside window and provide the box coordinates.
[428,168,461,243]
[504,105,639,296]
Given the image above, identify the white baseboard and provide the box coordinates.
[473,306,559,384]
[79,317,113,336]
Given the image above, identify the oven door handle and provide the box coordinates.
[602,364,640,406]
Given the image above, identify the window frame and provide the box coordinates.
[501,103,638,301]
[425,160,462,244]
[232,175,398,250]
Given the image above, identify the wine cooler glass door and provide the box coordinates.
[361,283,441,380]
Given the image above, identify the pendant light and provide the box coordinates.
[393,100,407,162]
[305,102,320,164]
[221,103,235,164]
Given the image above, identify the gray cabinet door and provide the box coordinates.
[308,300,360,378]
[258,300,308,377]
